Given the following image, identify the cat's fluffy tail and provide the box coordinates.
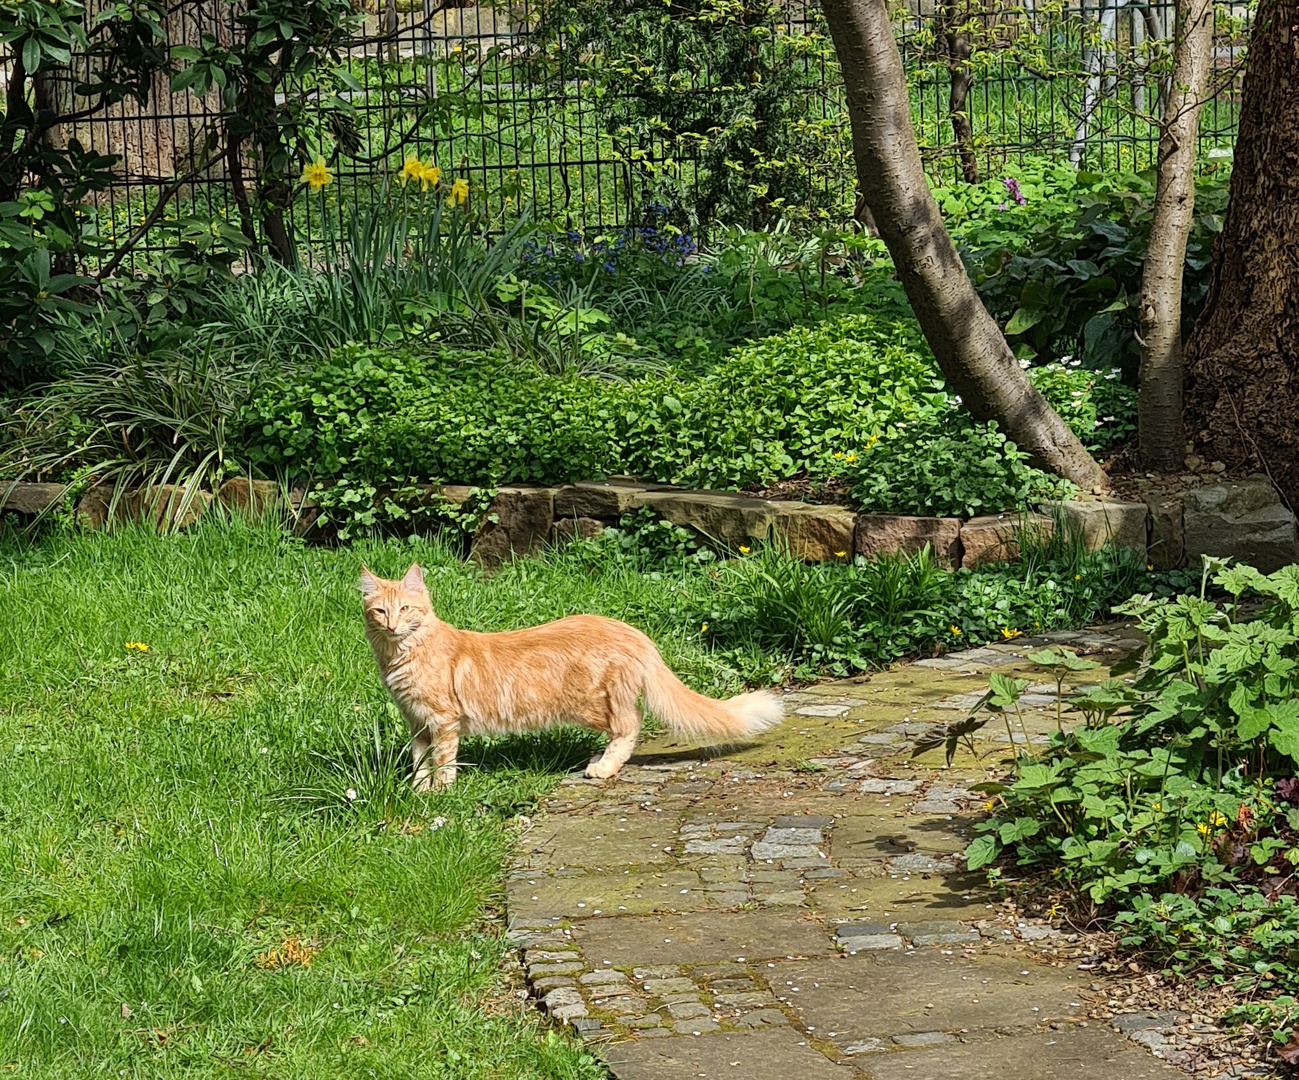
[640,657,784,743]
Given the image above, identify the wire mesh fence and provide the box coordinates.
[34,0,1248,272]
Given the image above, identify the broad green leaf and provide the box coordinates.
[966,835,999,871]
[1005,306,1044,335]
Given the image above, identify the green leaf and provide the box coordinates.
[22,34,40,73]
[999,817,1042,844]
[1005,306,1044,336]
[966,835,1000,871]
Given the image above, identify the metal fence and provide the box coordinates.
[41,0,1248,270]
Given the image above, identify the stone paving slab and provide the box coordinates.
[517,814,682,869]
[603,1028,862,1079]
[572,910,836,968]
[806,869,995,921]
[508,869,706,920]
[504,623,1259,1076]
[773,951,1092,1047]
[855,1027,1185,1079]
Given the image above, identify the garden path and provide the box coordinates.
[506,626,1259,1080]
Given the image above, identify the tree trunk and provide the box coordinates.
[1182,0,1299,506]
[820,0,1106,489]
[942,0,980,183]
[1136,0,1214,471]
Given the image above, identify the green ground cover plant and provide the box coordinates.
[236,314,1122,529]
[965,559,1299,1046]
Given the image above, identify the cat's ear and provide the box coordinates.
[402,563,426,590]
[359,565,380,598]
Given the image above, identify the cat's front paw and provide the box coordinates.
[584,760,621,780]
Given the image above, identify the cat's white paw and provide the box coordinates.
[584,760,619,780]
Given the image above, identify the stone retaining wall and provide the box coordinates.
[3,475,1296,572]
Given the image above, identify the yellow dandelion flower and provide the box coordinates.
[1074,574,1082,580]
[835,550,847,558]
[984,798,996,811]
[738,545,751,555]
[1050,867,1062,876]
[832,452,843,460]
[418,162,442,192]
[124,641,150,652]
[449,177,469,205]
[1147,564,1154,571]
[950,625,962,636]
[300,157,332,191]
[1001,627,1022,640]
[845,452,857,463]
[701,622,709,633]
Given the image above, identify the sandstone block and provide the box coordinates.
[131,485,211,531]
[0,481,66,514]
[217,478,282,520]
[638,491,779,549]
[960,513,1053,568]
[1183,476,1298,573]
[1041,497,1147,555]
[855,514,961,568]
[770,502,856,561]
[472,486,557,565]
[76,484,118,530]
[553,480,652,519]
[551,516,605,544]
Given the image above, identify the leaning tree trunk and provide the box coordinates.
[1136,0,1214,471]
[1182,0,1299,506]
[820,0,1106,489]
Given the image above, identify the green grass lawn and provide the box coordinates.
[0,520,632,1079]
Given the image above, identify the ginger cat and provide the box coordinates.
[360,564,783,790]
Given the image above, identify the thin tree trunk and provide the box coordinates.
[820,0,1106,489]
[943,0,980,183]
[1183,0,1299,506]
[1071,1,1119,166]
[1136,0,1214,471]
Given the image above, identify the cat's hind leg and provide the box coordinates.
[584,703,642,780]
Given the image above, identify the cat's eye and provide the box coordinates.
[372,607,386,618]
[399,605,410,614]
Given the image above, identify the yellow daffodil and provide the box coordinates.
[738,545,751,555]
[124,641,150,652]
[398,155,425,186]
[418,162,442,191]
[1001,627,1022,640]
[300,157,332,190]
[449,177,469,205]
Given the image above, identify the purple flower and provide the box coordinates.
[1003,177,1026,206]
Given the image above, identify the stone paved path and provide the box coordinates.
[506,625,1261,1079]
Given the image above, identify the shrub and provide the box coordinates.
[949,163,1229,379]
[966,561,1299,1038]
[240,312,1137,531]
